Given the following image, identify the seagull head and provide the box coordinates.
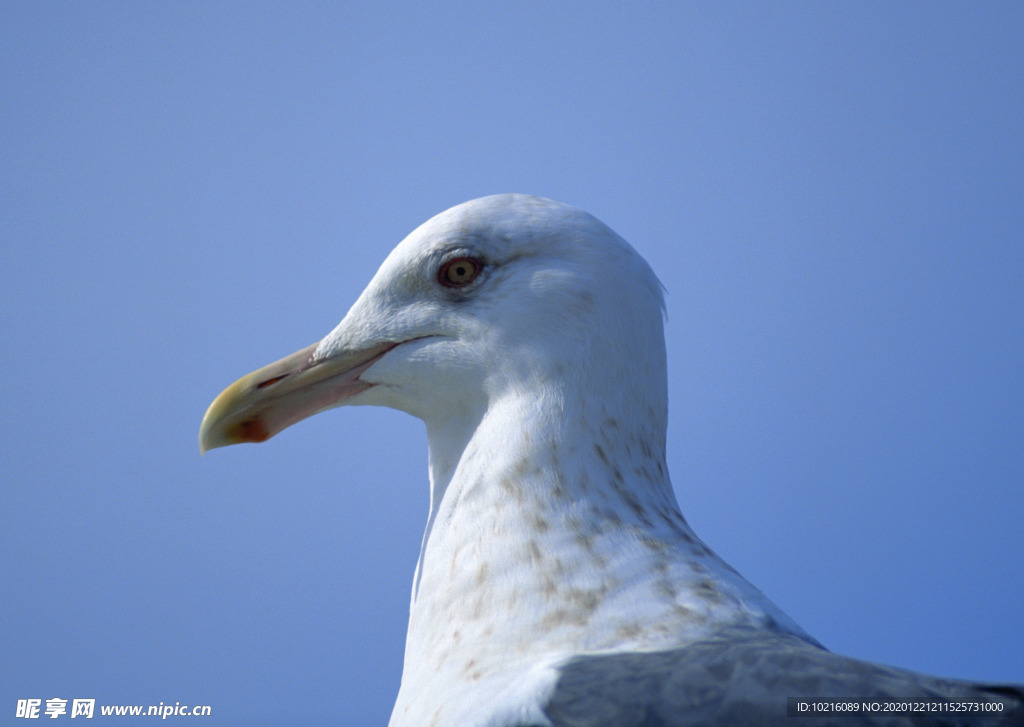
[199,194,666,455]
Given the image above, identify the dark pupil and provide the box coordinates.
[454,265,467,278]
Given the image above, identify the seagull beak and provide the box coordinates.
[199,340,398,455]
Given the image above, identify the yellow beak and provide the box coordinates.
[198,340,397,454]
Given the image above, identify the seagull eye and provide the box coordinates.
[438,257,482,288]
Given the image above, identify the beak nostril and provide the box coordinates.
[256,375,288,389]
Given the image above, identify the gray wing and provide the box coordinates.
[535,626,1022,727]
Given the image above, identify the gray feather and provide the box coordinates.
[536,626,1023,727]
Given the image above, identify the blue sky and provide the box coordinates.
[2,2,1022,724]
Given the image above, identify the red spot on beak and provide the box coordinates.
[231,419,271,443]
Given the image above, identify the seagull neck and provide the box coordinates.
[427,381,681,521]
[413,385,703,600]
[398,381,811,724]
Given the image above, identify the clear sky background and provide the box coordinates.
[2,3,1022,725]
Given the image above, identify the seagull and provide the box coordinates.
[199,194,1022,726]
